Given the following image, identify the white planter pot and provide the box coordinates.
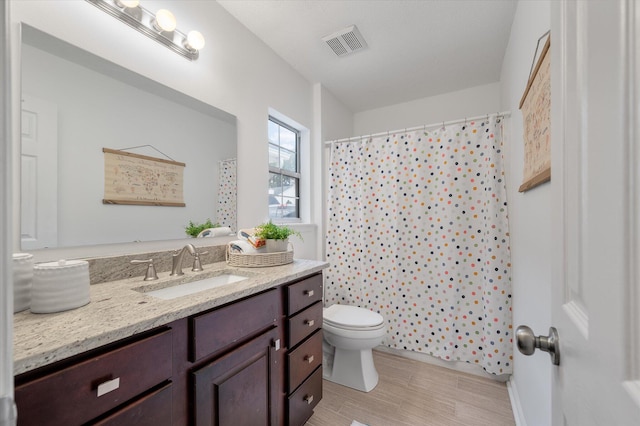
[266,238,289,253]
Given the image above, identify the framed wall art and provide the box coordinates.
[103,147,186,207]
[519,33,551,192]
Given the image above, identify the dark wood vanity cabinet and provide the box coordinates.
[284,274,324,426]
[14,272,324,426]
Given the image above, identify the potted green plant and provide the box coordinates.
[185,219,220,238]
[253,221,302,253]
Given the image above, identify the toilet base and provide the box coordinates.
[323,346,379,392]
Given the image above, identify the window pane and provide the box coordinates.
[279,127,296,151]
[269,173,299,219]
[279,148,297,172]
[268,144,280,168]
[268,120,279,144]
[281,195,298,218]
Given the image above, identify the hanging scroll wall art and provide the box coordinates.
[519,33,551,192]
[103,148,186,206]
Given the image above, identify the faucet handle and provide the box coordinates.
[192,251,208,272]
[131,259,159,281]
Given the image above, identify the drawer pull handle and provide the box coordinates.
[96,377,120,397]
[304,355,315,364]
[305,319,315,327]
[304,394,314,405]
[304,289,314,297]
[272,339,281,351]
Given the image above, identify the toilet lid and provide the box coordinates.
[323,304,384,329]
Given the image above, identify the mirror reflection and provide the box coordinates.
[20,25,237,250]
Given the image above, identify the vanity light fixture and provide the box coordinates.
[86,0,204,61]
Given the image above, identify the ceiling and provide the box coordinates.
[216,0,517,113]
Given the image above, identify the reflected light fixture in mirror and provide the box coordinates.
[115,0,139,7]
[86,0,204,60]
[186,31,205,52]
[153,9,176,32]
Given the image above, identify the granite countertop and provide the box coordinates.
[13,259,328,376]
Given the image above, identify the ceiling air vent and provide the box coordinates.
[322,25,368,57]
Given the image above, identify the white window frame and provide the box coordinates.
[268,115,301,222]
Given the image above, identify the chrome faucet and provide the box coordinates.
[170,244,197,276]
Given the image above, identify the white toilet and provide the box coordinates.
[322,304,386,392]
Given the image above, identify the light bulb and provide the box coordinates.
[154,9,176,32]
[115,0,139,7]
[186,30,205,51]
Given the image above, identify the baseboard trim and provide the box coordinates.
[507,376,527,426]
[374,346,510,382]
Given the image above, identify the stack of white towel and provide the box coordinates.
[228,228,266,254]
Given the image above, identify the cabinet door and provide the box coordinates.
[192,327,281,426]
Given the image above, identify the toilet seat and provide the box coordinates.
[323,304,384,331]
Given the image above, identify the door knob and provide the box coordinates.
[516,325,560,366]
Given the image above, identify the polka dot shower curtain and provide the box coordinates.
[216,158,237,232]
[325,115,512,375]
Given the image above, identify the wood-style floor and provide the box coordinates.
[305,350,515,426]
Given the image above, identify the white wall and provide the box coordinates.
[316,84,354,259]
[499,1,552,425]
[353,82,501,135]
[10,0,319,257]
[319,85,354,142]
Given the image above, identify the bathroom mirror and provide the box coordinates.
[19,24,237,251]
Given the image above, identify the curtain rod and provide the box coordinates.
[324,111,511,145]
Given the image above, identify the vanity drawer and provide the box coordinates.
[15,329,172,426]
[287,366,323,426]
[287,330,323,392]
[190,289,279,362]
[93,383,172,426]
[287,301,322,348]
[286,273,323,315]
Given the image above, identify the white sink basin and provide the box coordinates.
[143,274,249,300]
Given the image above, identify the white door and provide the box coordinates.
[20,94,57,250]
[548,0,640,424]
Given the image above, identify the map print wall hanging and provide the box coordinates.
[103,148,185,206]
[519,34,551,192]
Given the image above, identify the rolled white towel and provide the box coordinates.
[237,228,255,240]
[228,240,264,254]
[237,228,266,249]
[197,227,233,238]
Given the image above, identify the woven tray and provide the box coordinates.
[226,244,294,267]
